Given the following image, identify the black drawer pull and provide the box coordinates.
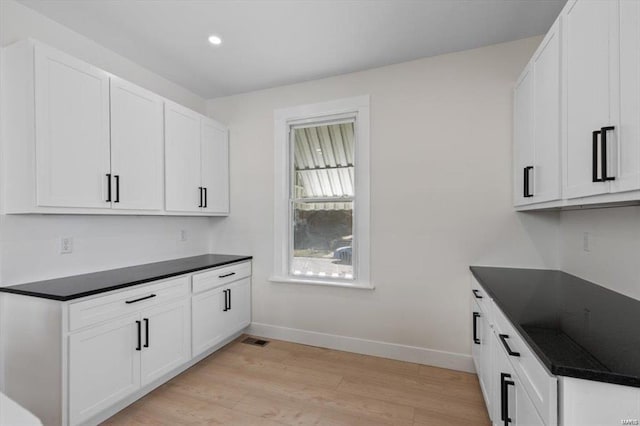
[143,318,149,348]
[135,320,142,351]
[114,175,120,203]
[601,126,616,181]
[501,372,514,425]
[125,294,157,304]
[473,312,481,345]
[499,334,520,357]
[106,173,112,202]
[523,166,533,197]
[592,130,602,182]
[472,289,483,299]
[219,272,236,278]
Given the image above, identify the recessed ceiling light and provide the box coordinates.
[208,35,222,46]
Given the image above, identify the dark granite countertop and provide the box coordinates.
[470,266,640,388]
[0,254,252,301]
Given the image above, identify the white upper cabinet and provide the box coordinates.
[615,0,640,193]
[165,101,202,213]
[563,0,619,199]
[2,39,229,216]
[532,20,562,203]
[514,68,535,206]
[110,78,164,210]
[201,118,230,214]
[165,105,230,215]
[515,0,640,210]
[34,43,111,208]
[513,19,561,207]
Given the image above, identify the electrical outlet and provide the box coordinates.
[582,232,591,252]
[180,230,188,242]
[60,237,73,254]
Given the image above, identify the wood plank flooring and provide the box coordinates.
[102,335,490,426]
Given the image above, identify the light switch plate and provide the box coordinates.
[60,237,73,254]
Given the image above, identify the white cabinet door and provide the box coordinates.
[514,67,535,206]
[228,278,251,333]
[513,372,545,426]
[200,118,230,214]
[34,43,111,208]
[479,310,493,421]
[564,0,618,198]
[472,306,482,375]
[532,20,562,203]
[69,314,141,425]
[165,101,202,212]
[110,77,164,210]
[192,286,230,357]
[615,0,640,193]
[492,332,544,426]
[140,298,190,386]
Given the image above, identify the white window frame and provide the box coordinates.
[271,95,372,289]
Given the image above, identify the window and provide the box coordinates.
[272,96,371,289]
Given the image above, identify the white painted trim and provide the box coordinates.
[268,275,374,290]
[273,95,371,286]
[248,322,475,373]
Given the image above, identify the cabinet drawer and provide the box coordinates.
[493,305,557,426]
[192,261,251,294]
[69,277,189,331]
[471,276,491,315]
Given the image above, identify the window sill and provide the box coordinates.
[268,275,374,290]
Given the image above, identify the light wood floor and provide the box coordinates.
[103,335,490,426]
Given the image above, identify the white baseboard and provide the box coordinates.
[248,322,475,373]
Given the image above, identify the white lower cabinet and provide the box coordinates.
[471,277,555,426]
[0,260,252,426]
[492,329,544,426]
[69,294,190,425]
[192,276,251,357]
[69,314,141,425]
[139,298,191,386]
[472,298,493,419]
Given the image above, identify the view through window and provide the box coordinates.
[289,120,355,280]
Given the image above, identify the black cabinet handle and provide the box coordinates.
[601,126,616,181]
[501,372,514,425]
[114,175,120,203]
[523,166,533,198]
[219,272,236,278]
[136,320,142,351]
[125,294,157,304]
[593,130,603,182]
[203,187,208,208]
[106,173,112,202]
[198,187,203,208]
[228,288,231,310]
[223,289,229,312]
[473,312,481,345]
[143,318,149,348]
[499,334,520,357]
[472,289,483,299]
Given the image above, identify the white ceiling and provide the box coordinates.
[18,0,567,99]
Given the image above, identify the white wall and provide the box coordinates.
[0,0,213,285]
[207,36,560,369]
[560,206,640,301]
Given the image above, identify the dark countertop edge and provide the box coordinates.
[469,266,640,389]
[0,256,253,302]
